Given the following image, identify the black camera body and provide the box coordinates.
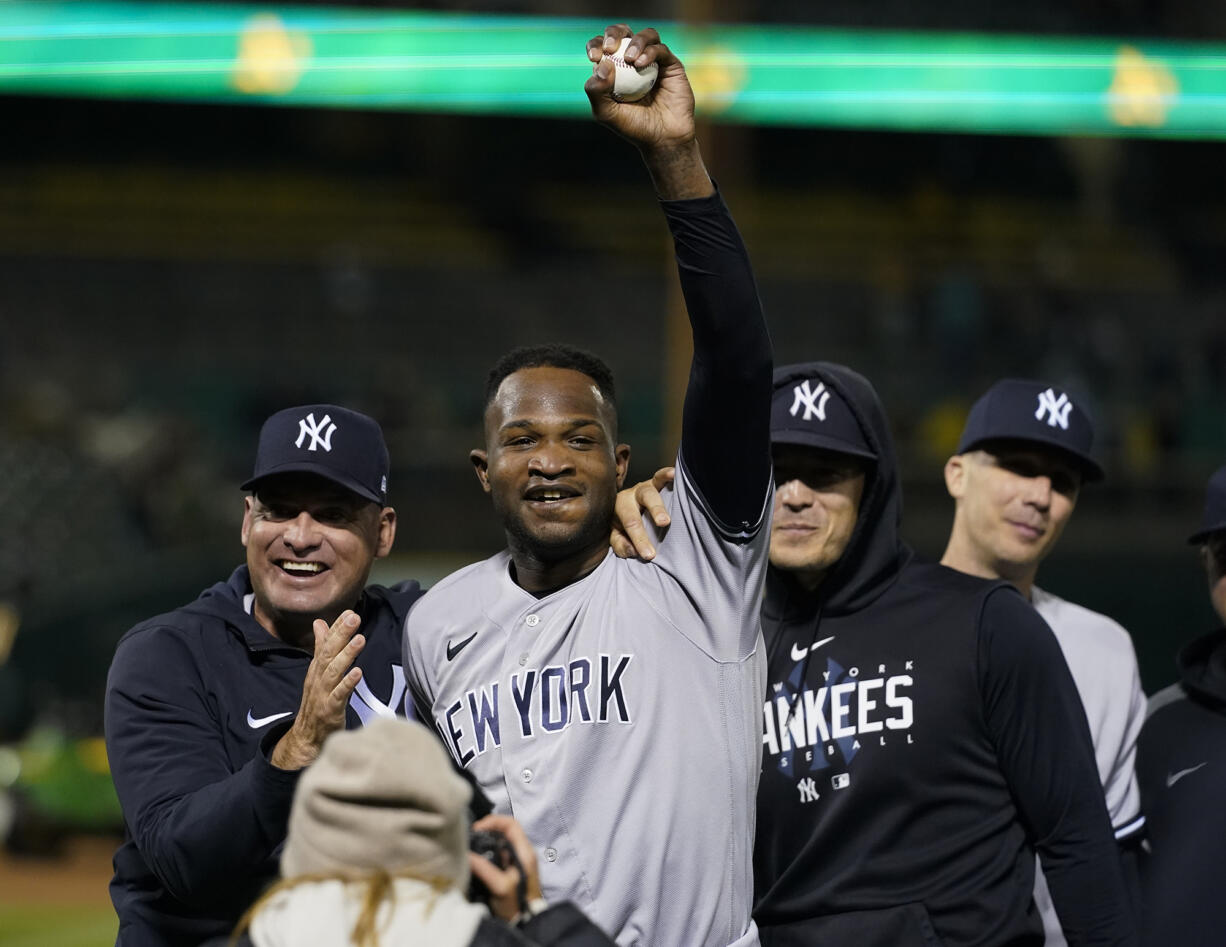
[470,829,516,869]
[467,829,525,907]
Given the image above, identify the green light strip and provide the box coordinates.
[1,2,1224,138]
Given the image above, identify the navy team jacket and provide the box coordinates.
[104,565,422,947]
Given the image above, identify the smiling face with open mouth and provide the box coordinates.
[472,365,630,588]
[241,472,395,645]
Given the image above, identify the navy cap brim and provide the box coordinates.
[1188,525,1226,545]
[771,428,878,462]
[241,462,384,505]
[958,433,1104,483]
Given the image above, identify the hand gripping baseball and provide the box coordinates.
[270,610,365,771]
[585,26,695,150]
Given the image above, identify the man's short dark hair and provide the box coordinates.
[483,344,617,413]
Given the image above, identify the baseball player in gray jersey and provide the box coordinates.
[940,379,1146,944]
[404,25,773,947]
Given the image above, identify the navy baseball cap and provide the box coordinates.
[241,404,389,505]
[1188,465,1226,544]
[956,379,1104,482]
[770,367,877,462]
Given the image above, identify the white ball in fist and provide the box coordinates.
[602,37,658,103]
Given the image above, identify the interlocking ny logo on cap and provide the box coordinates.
[295,412,337,452]
[790,380,831,423]
[1034,389,1073,430]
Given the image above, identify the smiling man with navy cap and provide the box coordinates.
[940,379,1146,946]
[104,403,422,947]
[1136,463,1226,947]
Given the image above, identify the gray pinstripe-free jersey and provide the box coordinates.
[404,458,769,947]
[1029,585,1146,947]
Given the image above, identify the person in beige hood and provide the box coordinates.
[216,717,616,947]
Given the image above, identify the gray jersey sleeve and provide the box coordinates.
[1032,587,1145,834]
[629,453,771,663]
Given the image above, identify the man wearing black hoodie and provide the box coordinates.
[1136,464,1226,947]
[616,363,1135,945]
[752,362,1132,946]
[104,405,422,947]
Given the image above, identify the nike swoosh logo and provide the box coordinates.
[1166,762,1208,788]
[446,631,479,661]
[791,636,835,663]
[246,710,293,729]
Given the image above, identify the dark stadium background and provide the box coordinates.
[1,0,1224,770]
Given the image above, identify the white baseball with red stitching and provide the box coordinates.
[603,36,658,103]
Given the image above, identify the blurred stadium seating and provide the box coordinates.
[0,1,1222,743]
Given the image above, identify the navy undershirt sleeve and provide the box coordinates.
[660,189,772,536]
[978,588,1138,945]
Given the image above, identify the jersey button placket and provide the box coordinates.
[505,611,543,823]
[518,613,540,666]
[513,607,565,889]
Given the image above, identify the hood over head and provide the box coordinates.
[766,361,909,618]
[1188,464,1226,545]
[1176,627,1226,706]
